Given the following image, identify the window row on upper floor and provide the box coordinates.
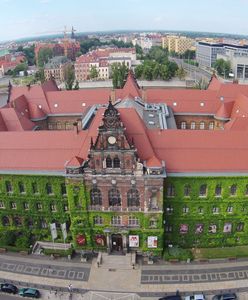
[0,200,68,212]
[166,183,247,197]
[3,181,67,196]
[90,187,140,207]
[1,216,63,229]
[165,204,248,215]
[180,121,214,130]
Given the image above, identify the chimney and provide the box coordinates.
[73,122,78,135]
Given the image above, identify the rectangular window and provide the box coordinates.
[128,216,139,226]
[32,182,39,194]
[37,203,42,210]
[61,183,67,196]
[227,206,233,213]
[93,216,103,225]
[46,184,53,195]
[0,201,5,208]
[24,202,29,210]
[50,204,57,212]
[64,204,68,211]
[111,216,121,226]
[18,182,25,194]
[212,207,219,214]
[165,225,173,232]
[6,181,13,193]
[11,202,17,209]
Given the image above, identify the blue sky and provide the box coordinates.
[0,0,248,41]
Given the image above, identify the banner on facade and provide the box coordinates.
[50,223,57,240]
[129,235,139,247]
[147,236,158,248]
[61,223,67,240]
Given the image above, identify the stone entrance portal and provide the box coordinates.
[111,234,123,252]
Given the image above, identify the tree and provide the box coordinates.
[214,59,231,78]
[34,68,45,83]
[111,63,128,89]
[134,64,144,79]
[89,65,99,80]
[146,46,168,64]
[73,80,79,90]
[183,49,196,60]
[37,47,53,68]
[64,65,75,90]
[176,66,186,80]
[12,63,28,76]
[22,45,35,65]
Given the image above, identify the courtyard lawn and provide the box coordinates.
[193,245,248,259]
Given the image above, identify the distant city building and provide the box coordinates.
[44,56,71,82]
[132,34,162,51]
[196,41,248,70]
[35,38,80,64]
[75,48,137,81]
[0,52,26,75]
[217,44,248,81]
[196,42,225,68]
[162,35,194,54]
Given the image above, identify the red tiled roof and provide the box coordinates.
[116,71,141,99]
[215,101,234,120]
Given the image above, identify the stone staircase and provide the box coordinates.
[101,253,135,270]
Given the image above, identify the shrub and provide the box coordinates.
[163,245,193,261]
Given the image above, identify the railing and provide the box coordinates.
[88,205,103,211]
[108,206,122,211]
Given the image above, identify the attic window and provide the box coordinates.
[82,102,86,107]
[54,104,58,108]
[173,102,177,106]
[200,102,205,107]
[38,105,42,109]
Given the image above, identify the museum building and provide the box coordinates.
[1,72,248,254]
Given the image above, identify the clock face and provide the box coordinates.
[108,136,116,145]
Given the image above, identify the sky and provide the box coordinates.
[0,0,248,41]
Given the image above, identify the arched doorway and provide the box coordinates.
[111,234,123,252]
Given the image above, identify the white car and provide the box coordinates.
[185,295,205,300]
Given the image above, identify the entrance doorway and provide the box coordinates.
[111,234,123,252]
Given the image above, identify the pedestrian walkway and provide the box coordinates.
[1,252,248,297]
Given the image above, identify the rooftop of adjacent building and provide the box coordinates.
[44,56,71,69]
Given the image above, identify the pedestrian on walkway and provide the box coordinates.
[68,284,73,293]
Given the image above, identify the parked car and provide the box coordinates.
[212,293,237,300]
[159,296,182,300]
[185,295,205,300]
[18,288,40,298]
[0,283,18,294]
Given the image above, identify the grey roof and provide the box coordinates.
[44,56,70,69]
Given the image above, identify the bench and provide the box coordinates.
[169,259,179,264]
[0,248,7,253]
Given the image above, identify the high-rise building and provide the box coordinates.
[162,36,194,54]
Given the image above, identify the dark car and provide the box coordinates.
[18,288,40,298]
[159,296,182,300]
[212,293,237,300]
[0,283,18,294]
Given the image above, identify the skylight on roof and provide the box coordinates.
[38,105,42,109]
[200,102,205,107]
[173,102,177,106]
[54,104,58,108]
[82,102,86,107]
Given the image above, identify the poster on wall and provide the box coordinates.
[195,224,204,234]
[180,224,188,234]
[147,236,158,248]
[76,234,86,246]
[223,222,232,233]
[95,234,106,246]
[208,224,217,233]
[129,235,139,247]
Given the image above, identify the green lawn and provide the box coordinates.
[193,246,248,259]
[13,75,35,86]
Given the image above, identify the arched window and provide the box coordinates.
[166,184,175,197]
[180,121,186,130]
[199,184,207,196]
[106,156,112,168]
[13,216,22,227]
[90,188,102,206]
[215,185,222,196]
[230,184,237,196]
[184,185,191,197]
[109,188,121,206]
[190,122,196,130]
[113,156,120,168]
[127,189,140,207]
[2,216,9,226]
[209,121,214,130]
[200,121,205,130]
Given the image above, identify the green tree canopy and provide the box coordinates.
[89,65,99,79]
[214,59,231,78]
[64,65,76,90]
[12,63,28,76]
[111,62,129,89]
[37,47,53,68]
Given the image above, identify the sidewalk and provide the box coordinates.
[1,252,248,297]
